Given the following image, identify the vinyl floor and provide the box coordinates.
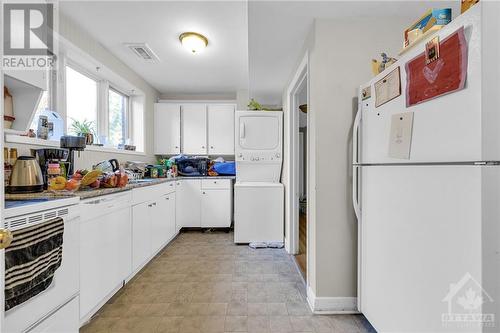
[80,230,375,333]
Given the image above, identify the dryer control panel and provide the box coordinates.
[236,152,282,162]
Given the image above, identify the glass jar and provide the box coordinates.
[47,163,65,191]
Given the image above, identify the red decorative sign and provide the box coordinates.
[405,26,467,107]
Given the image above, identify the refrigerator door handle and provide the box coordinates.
[352,107,361,165]
[352,166,361,222]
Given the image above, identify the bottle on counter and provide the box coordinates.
[47,163,64,191]
[4,148,12,186]
[9,148,18,165]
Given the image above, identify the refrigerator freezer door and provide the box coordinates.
[360,165,492,332]
[359,5,499,164]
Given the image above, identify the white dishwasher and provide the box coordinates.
[79,191,132,324]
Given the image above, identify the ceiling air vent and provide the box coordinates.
[124,43,159,62]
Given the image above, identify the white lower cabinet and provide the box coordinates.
[176,179,202,228]
[177,179,233,229]
[151,193,176,253]
[164,193,177,242]
[201,189,232,227]
[132,201,152,272]
[80,193,132,322]
[132,183,177,273]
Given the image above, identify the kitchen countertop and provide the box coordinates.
[5,176,236,201]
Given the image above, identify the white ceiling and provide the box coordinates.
[248,1,460,105]
[60,1,249,99]
[60,1,460,104]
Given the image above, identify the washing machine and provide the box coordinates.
[234,111,284,243]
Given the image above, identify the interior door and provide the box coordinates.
[360,165,483,332]
[208,104,235,154]
[154,103,181,155]
[182,104,207,154]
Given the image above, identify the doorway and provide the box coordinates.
[285,53,308,282]
[294,78,308,277]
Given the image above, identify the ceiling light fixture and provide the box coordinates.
[179,32,208,54]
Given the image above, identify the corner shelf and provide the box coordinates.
[5,134,60,147]
[398,25,444,56]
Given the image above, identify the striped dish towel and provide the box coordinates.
[4,217,64,311]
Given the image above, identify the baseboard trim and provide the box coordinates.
[307,286,359,314]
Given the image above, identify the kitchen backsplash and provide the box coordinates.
[4,142,155,170]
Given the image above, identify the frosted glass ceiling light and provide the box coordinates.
[179,32,208,54]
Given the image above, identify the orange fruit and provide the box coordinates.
[65,179,80,191]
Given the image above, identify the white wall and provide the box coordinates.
[4,12,160,169]
[283,16,409,306]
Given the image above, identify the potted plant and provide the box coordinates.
[69,118,96,145]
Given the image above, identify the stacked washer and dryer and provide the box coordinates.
[234,111,284,244]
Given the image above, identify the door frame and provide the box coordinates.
[285,53,308,256]
[1,1,6,327]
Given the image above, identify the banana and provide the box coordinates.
[81,170,103,186]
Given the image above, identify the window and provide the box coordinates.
[63,60,143,152]
[108,88,129,146]
[65,65,98,135]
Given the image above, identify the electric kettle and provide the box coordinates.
[7,156,44,193]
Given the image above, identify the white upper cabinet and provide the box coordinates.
[182,104,207,155]
[154,103,181,155]
[154,102,236,156]
[208,104,235,155]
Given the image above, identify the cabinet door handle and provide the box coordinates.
[210,146,214,149]
[202,146,205,149]
[166,197,169,200]
[202,191,206,194]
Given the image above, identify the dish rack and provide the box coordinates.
[124,169,144,181]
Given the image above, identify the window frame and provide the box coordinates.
[107,85,131,147]
[64,62,100,136]
[63,61,135,149]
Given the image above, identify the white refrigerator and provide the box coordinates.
[353,4,500,332]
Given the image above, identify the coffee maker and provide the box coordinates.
[32,148,70,189]
[60,135,86,175]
